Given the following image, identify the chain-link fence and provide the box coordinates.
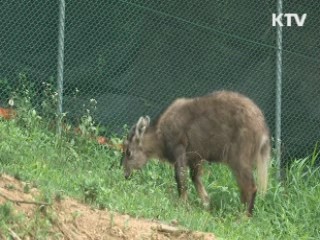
[0,1,319,165]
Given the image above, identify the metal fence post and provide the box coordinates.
[56,0,66,136]
[275,0,283,181]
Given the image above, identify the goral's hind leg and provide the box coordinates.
[190,159,210,208]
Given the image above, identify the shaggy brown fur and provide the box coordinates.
[122,91,270,216]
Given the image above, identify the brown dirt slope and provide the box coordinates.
[0,174,216,240]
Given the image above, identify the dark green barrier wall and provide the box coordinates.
[0,1,319,162]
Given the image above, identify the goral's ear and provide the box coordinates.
[135,116,150,140]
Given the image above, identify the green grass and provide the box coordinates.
[0,116,319,239]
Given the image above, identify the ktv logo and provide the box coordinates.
[272,13,307,27]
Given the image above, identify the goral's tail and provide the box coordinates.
[257,135,271,195]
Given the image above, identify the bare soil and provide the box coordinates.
[0,174,216,240]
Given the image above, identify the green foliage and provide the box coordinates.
[0,201,55,239]
[0,202,12,219]
[0,83,319,239]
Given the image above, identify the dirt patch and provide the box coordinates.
[0,174,216,239]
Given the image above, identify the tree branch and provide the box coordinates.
[0,191,51,206]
